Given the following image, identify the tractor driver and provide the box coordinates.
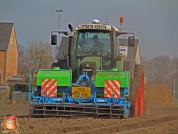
[90,35,104,55]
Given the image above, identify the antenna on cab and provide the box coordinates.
[107,9,109,24]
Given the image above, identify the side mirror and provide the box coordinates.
[128,36,135,47]
[51,35,57,45]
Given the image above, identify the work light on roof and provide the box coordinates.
[92,19,99,24]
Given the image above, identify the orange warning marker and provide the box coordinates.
[104,80,120,98]
[41,79,57,97]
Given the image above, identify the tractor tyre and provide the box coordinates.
[129,64,144,117]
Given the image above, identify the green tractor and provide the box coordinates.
[29,18,145,118]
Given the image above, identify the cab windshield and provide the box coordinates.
[76,31,111,57]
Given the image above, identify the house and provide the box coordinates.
[0,22,18,84]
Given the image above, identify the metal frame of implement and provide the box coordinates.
[29,71,131,118]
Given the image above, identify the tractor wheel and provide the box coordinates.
[129,64,144,117]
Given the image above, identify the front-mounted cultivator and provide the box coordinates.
[29,67,132,118]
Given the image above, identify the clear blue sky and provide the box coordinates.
[0,0,178,59]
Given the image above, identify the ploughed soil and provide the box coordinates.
[0,103,178,134]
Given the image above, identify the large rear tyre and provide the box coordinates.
[129,64,144,117]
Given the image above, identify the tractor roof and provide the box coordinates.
[75,23,120,32]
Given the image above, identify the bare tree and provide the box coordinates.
[169,56,178,90]
[170,56,178,78]
[141,57,155,83]
[18,41,53,80]
[151,55,171,84]
[18,44,25,63]
[18,44,27,77]
[141,55,178,92]
[27,40,53,70]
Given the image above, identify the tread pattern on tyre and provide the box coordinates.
[129,64,144,117]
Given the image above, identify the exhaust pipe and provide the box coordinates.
[68,24,74,71]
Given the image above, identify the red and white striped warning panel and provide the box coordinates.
[41,79,57,97]
[104,80,120,98]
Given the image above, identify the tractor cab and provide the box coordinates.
[75,29,112,78]
[51,19,135,81]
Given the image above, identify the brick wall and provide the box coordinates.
[6,26,18,82]
[0,51,5,84]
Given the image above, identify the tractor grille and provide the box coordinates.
[80,62,97,78]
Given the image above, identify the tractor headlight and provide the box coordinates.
[91,76,95,81]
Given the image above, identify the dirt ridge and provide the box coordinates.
[1,104,178,134]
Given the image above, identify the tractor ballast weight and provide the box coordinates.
[29,19,144,118]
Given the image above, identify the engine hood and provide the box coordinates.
[81,57,101,69]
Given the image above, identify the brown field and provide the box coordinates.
[0,103,178,134]
[0,83,177,134]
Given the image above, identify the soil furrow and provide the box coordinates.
[1,104,178,134]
